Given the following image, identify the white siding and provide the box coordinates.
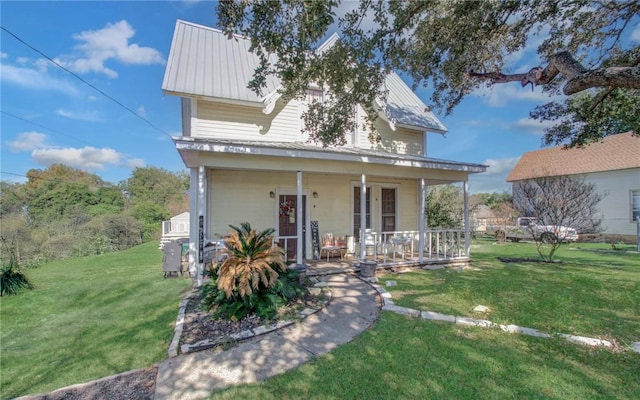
[584,168,640,235]
[207,170,420,256]
[355,104,424,156]
[195,100,426,156]
[196,100,301,142]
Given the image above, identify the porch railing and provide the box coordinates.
[274,229,468,264]
[162,220,190,237]
[357,229,468,264]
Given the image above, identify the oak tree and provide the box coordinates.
[218,0,639,147]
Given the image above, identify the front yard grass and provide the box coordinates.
[378,238,640,345]
[0,242,191,399]
[211,312,640,399]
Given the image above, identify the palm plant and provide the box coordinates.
[216,222,287,298]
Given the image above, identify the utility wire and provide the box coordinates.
[0,25,174,139]
[1,111,93,146]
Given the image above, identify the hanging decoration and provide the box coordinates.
[279,200,294,218]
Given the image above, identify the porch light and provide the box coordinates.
[313,191,319,198]
[269,191,275,198]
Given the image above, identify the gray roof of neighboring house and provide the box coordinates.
[162,20,447,133]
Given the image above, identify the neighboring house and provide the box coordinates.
[160,211,190,248]
[161,20,487,280]
[507,132,640,237]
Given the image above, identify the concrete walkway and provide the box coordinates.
[154,274,380,400]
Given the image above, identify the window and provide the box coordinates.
[353,186,371,240]
[305,88,323,104]
[632,190,640,222]
[381,188,396,232]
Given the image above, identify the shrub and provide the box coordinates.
[202,267,305,321]
[217,222,287,298]
[0,256,33,296]
[200,222,304,320]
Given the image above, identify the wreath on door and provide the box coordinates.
[279,200,293,217]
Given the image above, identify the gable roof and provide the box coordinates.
[162,20,279,104]
[162,20,447,133]
[507,132,640,182]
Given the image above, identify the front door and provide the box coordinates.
[278,194,306,261]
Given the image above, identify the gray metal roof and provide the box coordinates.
[383,72,447,133]
[162,20,447,132]
[162,20,279,103]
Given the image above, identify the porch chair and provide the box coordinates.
[320,233,342,261]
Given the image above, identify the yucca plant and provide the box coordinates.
[0,255,33,296]
[216,222,287,299]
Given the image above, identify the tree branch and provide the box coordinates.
[469,51,640,95]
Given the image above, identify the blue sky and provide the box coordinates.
[2,1,639,193]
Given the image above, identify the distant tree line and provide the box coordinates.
[426,184,514,229]
[0,164,189,264]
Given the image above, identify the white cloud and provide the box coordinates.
[632,22,640,42]
[5,131,49,152]
[482,157,520,176]
[136,106,147,118]
[56,108,103,122]
[473,84,563,107]
[32,146,144,171]
[0,52,7,59]
[505,118,556,136]
[0,64,79,95]
[468,157,520,194]
[122,158,146,169]
[55,20,165,78]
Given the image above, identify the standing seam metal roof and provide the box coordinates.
[162,20,447,132]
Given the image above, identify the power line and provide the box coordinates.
[1,111,93,146]
[0,25,174,139]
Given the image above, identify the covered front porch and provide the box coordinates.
[175,138,486,284]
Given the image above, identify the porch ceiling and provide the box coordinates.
[174,137,487,182]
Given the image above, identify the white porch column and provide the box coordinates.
[296,171,303,266]
[359,174,367,260]
[196,166,207,286]
[463,180,470,256]
[418,178,426,262]
[188,168,198,279]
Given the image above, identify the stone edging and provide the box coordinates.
[370,282,640,353]
[168,282,332,357]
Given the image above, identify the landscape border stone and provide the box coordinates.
[172,288,332,356]
[370,282,636,352]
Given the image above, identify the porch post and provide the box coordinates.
[463,180,470,256]
[196,166,207,286]
[360,174,367,260]
[188,168,198,279]
[296,171,303,265]
[418,178,426,263]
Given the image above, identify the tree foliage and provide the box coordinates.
[426,184,463,228]
[218,0,639,147]
[0,164,188,263]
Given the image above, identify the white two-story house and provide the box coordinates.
[161,20,486,281]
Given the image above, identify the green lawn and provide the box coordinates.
[209,239,639,400]
[211,312,640,400]
[0,242,191,399]
[378,238,640,345]
[2,239,639,399]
